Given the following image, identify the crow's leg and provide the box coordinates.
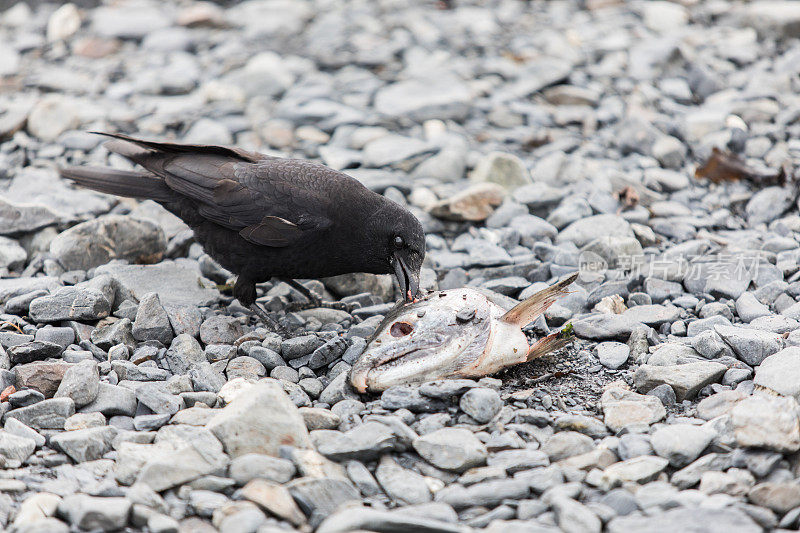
[234,276,292,337]
[281,278,350,312]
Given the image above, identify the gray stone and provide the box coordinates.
[90,319,136,351]
[7,341,62,365]
[558,215,634,248]
[80,383,137,417]
[487,449,549,473]
[58,495,131,532]
[601,387,666,431]
[50,426,117,463]
[596,342,629,369]
[715,325,782,366]
[0,430,36,465]
[459,388,502,423]
[93,260,220,307]
[541,431,594,462]
[29,287,111,323]
[229,453,296,485]
[470,152,533,190]
[435,478,530,509]
[50,215,165,272]
[136,427,228,492]
[374,77,471,122]
[650,424,715,467]
[634,362,727,401]
[312,421,400,461]
[206,381,311,458]
[413,428,488,472]
[730,394,800,453]
[54,359,99,408]
[552,497,601,533]
[132,293,174,345]
[607,507,761,533]
[199,316,244,345]
[135,383,183,415]
[754,346,800,400]
[316,507,466,533]
[375,455,432,505]
[5,398,75,430]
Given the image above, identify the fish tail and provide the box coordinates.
[502,272,578,327]
[527,323,574,361]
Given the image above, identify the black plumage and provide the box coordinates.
[60,133,426,323]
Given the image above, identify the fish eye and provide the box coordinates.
[393,235,405,249]
[390,321,414,337]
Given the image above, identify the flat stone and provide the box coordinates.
[413,428,488,472]
[312,421,400,461]
[601,387,666,432]
[286,476,360,524]
[229,453,296,485]
[58,495,131,532]
[316,507,466,533]
[7,341,62,365]
[50,215,165,271]
[435,478,530,510]
[50,426,117,463]
[607,507,761,533]
[748,482,800,514]
[374,76,471,122]
[6,398,75,430]
[136,427,229,492]
[240,479,305,526]
[94,260,220,307]
[80,383,137,417]
[634,362,727,401]
[650,424,716,467]
[29,287,111,323]
[598,456,669,490]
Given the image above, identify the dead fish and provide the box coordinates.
[350,272,578,393]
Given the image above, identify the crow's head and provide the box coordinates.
[368,199,425,302]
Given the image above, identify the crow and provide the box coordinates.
[60,133,426,333]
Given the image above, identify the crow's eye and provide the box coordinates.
[393,235,405,249]
[390,321,413,337]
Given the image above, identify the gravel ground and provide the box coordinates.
[1,0,800,531]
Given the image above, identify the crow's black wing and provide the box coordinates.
[100,134,337,247]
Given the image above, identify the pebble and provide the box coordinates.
[413,428,488,472]
[459,388,503,423]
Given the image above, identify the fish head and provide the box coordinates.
[350,289,498,392]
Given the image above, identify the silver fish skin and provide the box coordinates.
[350,273,577,393]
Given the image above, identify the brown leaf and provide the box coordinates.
[695,147,785,185]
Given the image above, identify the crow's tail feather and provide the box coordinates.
[59,166,174,202]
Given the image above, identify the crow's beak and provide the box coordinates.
[393,252,420,302]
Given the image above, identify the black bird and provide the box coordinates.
[60,133,426,332]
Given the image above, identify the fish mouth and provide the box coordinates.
[350,335,448,393]
[393,252,419,302]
